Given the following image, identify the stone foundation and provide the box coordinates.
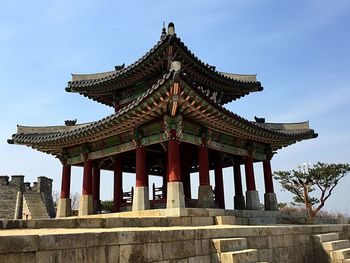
[56,198,71,218]
[264,192,279,211]
[0,218,349,263]
[78,195,93,216]
[132,186,150,211]
[197,185,215,208]
[166,182,185,208]
[245,190,260,210]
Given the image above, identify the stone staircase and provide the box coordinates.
[23,192,49,219]
[211,237,267,263]
[314,232,350,262]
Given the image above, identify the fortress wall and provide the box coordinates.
[0,176,24,219]
[0,224,349,263]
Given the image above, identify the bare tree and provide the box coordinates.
[52,190,60,207]
[70,192,80,210]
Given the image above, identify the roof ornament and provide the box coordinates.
[65,119,77,126]
[161,21,167,39]
[114,63,125,71]
[168,22,175,35]
[254,116,265,123]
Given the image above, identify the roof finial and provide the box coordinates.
[161,21,166,39]
[168,22,175,35]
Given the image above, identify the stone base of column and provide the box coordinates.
[264,192,279,211]
[166,182,185,208]
[56,198,71,218]
[234,195,246,210]
[93,199,101,214]
[197,185,215,208]
[246,190,260,210]
[78,195,93,216]
[132,186,150,211]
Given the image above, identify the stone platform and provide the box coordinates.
[0,208,349,262]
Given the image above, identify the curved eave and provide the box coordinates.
[66,34,262,106]
[9,71,317,155]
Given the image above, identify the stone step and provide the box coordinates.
[331,248,350,260]
[314,232,339,243]
[322,240,350,251]
[212,238,247,253]
[220,249,258,263]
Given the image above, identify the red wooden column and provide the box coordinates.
[79,158,94,216]
[244,155,260,210]
[60,164,71,199]
[168,129,181,182]
[57,163,72,217]
[181,143,192,199]
[233,163,245,210]
[263,159,274,193]
[113,155,123,212]
[132,144,150,210]
[214,154,225,209]
[166,129,185,208]
[92,163,100,213]
[82,159,93,195]
[197,139,214,208]
[244,156,256,191]
[136,146,147,187]
[263,159,279,211]
[198,142,210,186]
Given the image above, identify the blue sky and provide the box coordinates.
[1,0,349,212]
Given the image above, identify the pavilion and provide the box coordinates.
[8,23,317,217]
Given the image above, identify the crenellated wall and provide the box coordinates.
[0,175,55,219]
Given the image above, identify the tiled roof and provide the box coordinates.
[9,70,317,154]
[66,33,262,106]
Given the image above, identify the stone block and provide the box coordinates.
[245,190,260,210]
[132,186,150,211]
[248,217,277,225]
[166,182,185,208]
[194,239,210,256]
[188,255,211,263]
[38,232,100,251]
[257,248,273,262]
[56,198,71,218]
[162,240,195,260]
[211,238,247,253]
[36,246,104,263]
[105,217,140,228]
[100,230,136,246]
[104,245,119,263]
[0,235,38,254]
[197,186,215,208]
[158,229,196,242]
[167,216,192,226]
[139,217,169,227]
[78,195,93,216]
[246,236,269,249]
[207,209,225,216]
[268,235,284,248]
[215,216,235,225]
[191,216,214,226]
[120,243,162,262]
[264,192,279,211]
[140,209,161,217]
[220,249,258,263]
[35,218,77,229]
[0,252,36,263]
[234,217,248,225]
[76,218,105,228]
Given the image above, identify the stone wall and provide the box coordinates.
[0,175,24,219]
[0,175,55,219]
[0,219,349,262]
